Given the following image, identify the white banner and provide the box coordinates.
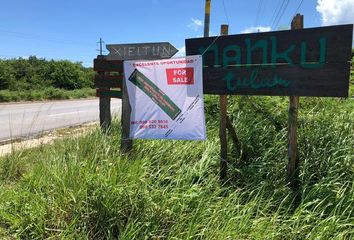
[124,55,206,140]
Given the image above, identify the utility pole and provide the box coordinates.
[97,38,105,55]
[204,0,211,37]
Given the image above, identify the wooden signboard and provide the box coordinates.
[94,75,122,89]
[186,24,353,97]
[106,42,178,60]
[96,89,122,98]
[93,59,123,72]
[93,57,123,98]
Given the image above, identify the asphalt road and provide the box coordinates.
[0,99,121,142]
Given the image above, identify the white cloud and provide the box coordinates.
[175,46,186,57]
[241,26,271,34]
[188,18,203,31]
[316,0,354,25]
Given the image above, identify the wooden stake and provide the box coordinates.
[287,96,299,190]
[97,55,111,133]
[287,14,303,191]
[220,24,228,183]
[120,71,133,153]
[99,92,111,132]
[226,116,241,155]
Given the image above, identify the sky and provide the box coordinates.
[0,0,353,67]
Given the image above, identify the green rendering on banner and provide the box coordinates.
[128,69,182,120]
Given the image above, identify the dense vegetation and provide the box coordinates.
[0,94,353,239]
[0,52,352,239]
[0,56,95,102]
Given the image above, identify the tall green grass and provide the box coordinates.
[0,88,95,102]
[0,96,353,239]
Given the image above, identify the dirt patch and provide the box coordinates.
[0,122,98,157]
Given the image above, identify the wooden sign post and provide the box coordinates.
[97,56,111,132]
[186,16,353,189]
[93,56,123,132]
[219,24,229,184]
[287,14,303,191]
[121,72,132,153]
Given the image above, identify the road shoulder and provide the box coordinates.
[0,122,98,157]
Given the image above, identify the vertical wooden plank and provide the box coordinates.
[287,14,303,191]
[287,96,299,189]
[220,24,229,184]
[99,94,111,132]
[97,55,111,132]
[120,71,133,153]
[226,115,242,156]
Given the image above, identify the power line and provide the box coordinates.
[274,0,290,29]
[271,0,289,30]
[294,0,305,14]
[269,0,282,26]
[222,0,230,25]
[201,0,232,58]
[259,0,268,26]
[255,0,264,26]
[290,0,305,24]
[271,0,286,29]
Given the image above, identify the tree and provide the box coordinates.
[0,56,94,90]
[49,60,86,90]
[0,60,15,90]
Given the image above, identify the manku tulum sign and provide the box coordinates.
[186,24,353,97]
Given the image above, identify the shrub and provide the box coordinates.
[0,56,94,91]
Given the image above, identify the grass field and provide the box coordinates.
[0,88,95,102]
[0,94,353,239]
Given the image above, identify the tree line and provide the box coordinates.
[0,56,94,91]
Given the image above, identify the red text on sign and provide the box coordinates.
[166,67,194,85]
